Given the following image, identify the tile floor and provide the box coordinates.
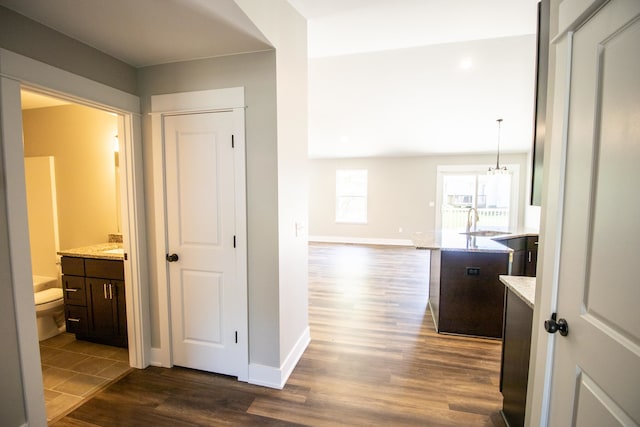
[39,333,131,423]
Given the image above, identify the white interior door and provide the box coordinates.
[164,111,244,377]
[546,1,640,425]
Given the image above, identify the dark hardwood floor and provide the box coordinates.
[53,243,505,426]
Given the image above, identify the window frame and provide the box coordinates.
[335,169,368,224]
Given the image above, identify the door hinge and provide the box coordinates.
[235,331,238,343]
[233,235,236,248]
[232,134,235,148]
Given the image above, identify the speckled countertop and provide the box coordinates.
[499,275,536,308]
[412,228,539,254]
[57,243,125,260]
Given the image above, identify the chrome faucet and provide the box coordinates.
[466,207,479,233]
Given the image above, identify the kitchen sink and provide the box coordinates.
[460,230,511,237]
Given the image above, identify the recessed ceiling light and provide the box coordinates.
[460,58,473,70]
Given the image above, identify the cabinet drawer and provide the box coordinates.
[526,236,539,250]
[61,256,85,276]
[85,259,124,280]
[65,306,88,334]
[62,275,86,306]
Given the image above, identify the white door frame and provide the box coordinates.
[150,88,249,381]
[0,48,148,425]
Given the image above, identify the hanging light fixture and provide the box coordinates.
[488,118,508,175]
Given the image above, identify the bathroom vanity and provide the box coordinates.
[59,244,127,347]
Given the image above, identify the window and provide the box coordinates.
[436,165,519,231]
[336,169,368,223]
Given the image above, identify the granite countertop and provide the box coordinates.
[412,228,539,254]
[58,243,125,260]
[499,275,536,308]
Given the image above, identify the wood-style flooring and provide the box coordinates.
[53,243,506,426]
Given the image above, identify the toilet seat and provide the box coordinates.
[35,288,63,305]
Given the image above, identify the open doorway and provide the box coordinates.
[0,50,147,424]
[21,89,132,422]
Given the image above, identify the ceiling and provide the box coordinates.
[21,90,70,110]
[0,0,271,67]
[3,0,541,158]
[288,0,538,58]
[290,0,540,158]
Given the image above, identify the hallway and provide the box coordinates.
[53,244,505,426]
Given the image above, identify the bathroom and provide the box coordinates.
[22,89,130,422]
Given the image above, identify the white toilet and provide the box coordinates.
[33,275,65,341]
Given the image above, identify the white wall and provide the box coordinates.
[235,0,310,379]
[309,153,531,243]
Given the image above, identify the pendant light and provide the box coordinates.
[488,118,508,175]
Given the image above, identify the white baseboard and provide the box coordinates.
[309,235,413,246]
[149,347,166,367]
[248,326,310,389]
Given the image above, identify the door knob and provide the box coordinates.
[544,312,569,336]
[166,253,179,262]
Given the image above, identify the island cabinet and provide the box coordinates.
[500,284,534,427]
[61,256,127,347]
[499,236,538,277]
[429,250,510,339]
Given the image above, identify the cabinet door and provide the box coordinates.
[525,236,539,277]
[86,278,115,338]
[110,280,127,339]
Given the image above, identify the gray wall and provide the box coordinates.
[137,51,282,366]
[0,6,137,95]
[309,153,530,240]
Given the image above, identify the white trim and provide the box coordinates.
[528,30,575,427]
[150,87,249,378]
[308,236,413,246]
[248,327,311,389]
[0,49,146,425]
[150,105,172,368]
[0,48,139,113]
[0,73,47,427]
[150,87,245,113]
[149,347,165,367]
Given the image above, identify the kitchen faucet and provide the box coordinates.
[466,207,479,233]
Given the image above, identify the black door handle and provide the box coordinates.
[544,312,569,336]
[166,253,179,262]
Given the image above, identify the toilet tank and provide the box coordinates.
[32,275,59,293]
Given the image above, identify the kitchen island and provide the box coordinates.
[414,229,537,339]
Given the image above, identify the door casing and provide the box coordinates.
[0,48,147,425]
[150,88,248,380]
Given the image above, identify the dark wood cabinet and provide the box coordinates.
[524,237,538,277]
[500,288,533,427]
[499,236,538,277]
[430,250,510,339]
[61,256,127,347]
